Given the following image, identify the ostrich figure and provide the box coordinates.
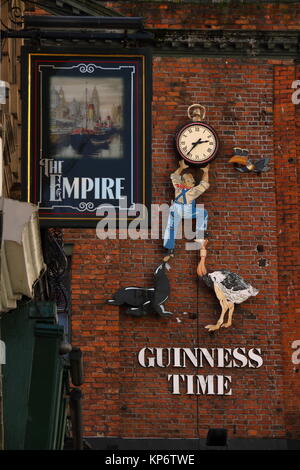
[197,240,259,332]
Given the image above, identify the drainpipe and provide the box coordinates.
[70,388,83,450]
[69,348,84,450]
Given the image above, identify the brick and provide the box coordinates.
[60,2,300,442]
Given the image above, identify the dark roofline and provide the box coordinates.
[24,15,145,30]
[29,0,123,17]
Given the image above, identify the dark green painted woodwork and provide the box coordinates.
[2,303,35,449]
[1,302,69,450]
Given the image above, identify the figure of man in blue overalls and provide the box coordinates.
[163,159,210,256]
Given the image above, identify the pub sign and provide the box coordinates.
[21,48,152,226]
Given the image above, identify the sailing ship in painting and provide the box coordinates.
[50,84,123,158]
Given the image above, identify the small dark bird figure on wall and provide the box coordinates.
[229,147,269,173]
[197,240,259,332]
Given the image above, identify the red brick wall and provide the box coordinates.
[105,1,300,30]
[273,65,300,438]
[25,0,300,443]
[64,51,300,439]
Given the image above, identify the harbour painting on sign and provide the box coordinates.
[49,76,124,159]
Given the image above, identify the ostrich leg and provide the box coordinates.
[221,302,234,328]
[205,284,230,332]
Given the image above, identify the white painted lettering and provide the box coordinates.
[62,177,80,199]
[248,348,263,368]
[232,347,248,367]
[102,177,115,199]
[138,347,155,367]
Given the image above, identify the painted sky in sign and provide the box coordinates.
[50,76,123,118]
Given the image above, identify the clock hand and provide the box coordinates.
[191,140,209,145]
[187,139,209,155]
[187,138,203,155]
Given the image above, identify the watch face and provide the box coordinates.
[176,122,219,164]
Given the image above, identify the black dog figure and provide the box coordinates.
[107,262,172,317]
